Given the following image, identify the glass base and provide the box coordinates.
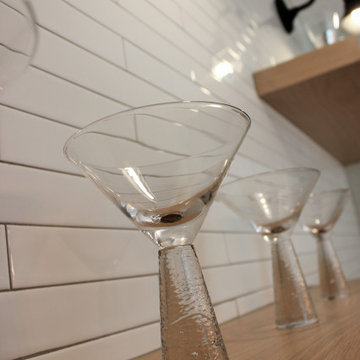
[276,317,318,330]
[321,292,349,301]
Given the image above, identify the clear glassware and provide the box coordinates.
[220,168,320,329]
[0,0,37,89]
[64,101,251,359]
[301,189,350,300]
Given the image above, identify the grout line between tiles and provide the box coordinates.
[29,64,139,107]
[3,257,274,292]
[147,0,255,90]
[7,271,159,292]
[0,251,332,293]
[0,160,83,177]
[15,319,160,360]
[4,225,13,290]
[62,0,255,101]
[115,0,254,89]
[122,36,128,69]
[34,24,181,102]
[0,102,81,129]
[3,220,359,238]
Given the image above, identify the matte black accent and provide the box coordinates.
[275,0,316,33]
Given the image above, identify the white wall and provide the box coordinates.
[1,0,360,359]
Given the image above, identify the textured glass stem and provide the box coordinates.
[270,235,318,329]
[159,244,228,360]
[315,232,349,300]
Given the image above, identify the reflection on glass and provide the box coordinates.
[64,101,251,359]
[220,168,319,329]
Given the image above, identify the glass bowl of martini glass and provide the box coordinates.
[64,101,250,359]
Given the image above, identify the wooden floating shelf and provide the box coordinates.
[253,36,360,165]
[137,279,360,359]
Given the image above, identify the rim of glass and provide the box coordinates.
[64,101,251,167]
[222,167,320,191]
[309,188,350,198]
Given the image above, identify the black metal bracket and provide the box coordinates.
[275,0,316,33]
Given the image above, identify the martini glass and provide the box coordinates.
[220,168,319,329]
[301,189,350,300]
[64,101,250,359]
[0,0,37,89]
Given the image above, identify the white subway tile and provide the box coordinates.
[8,226,158,288]
[31,0,126,68]
[146,0,182,26]
[0,226,10,290]
[333,235,360,249]
[204,261,272,303]
[124,41,217,101]
[0,163,133,228]
[195,232,230,268]
[236,287,273,316]
[33,28,176,106]
[194,0,220,21]
[239,136,293,169]
[0,67,126,128]
[180,11,217,53]
[66,0,199,79]
[115,0,212,69]
[292,234,317,255]
[0,105,79,173]
[225,233,270,263]
[227,154,270,178]
[214,300,238,324]
[0,276,159,360]
[298,253,318,276]
[202,200,253,232]
[174,0,220,35]
[29,322,161,360]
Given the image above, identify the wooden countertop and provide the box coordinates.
[137,279,360,359]
[253,36,360,165]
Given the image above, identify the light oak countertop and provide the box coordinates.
[137,279,360,359]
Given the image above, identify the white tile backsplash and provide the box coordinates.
[8,226,157,288]
[236,287,274,316]
[0,163,133,227]
[195,232,230,267]
[0,277,159,360]
[30,322,161,360]
[31,0,127,68]
[29,323,160,360]
[0,0,359,358]
[204,261,273,304]
[33,27,175,106]
[225,233,271,263]
[0,105,79,174]
[214,300,239,324]
[124,41,216,101]
[0,67,126,127]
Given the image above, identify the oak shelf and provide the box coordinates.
[137,279,360,359]
[253,36,360,165]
